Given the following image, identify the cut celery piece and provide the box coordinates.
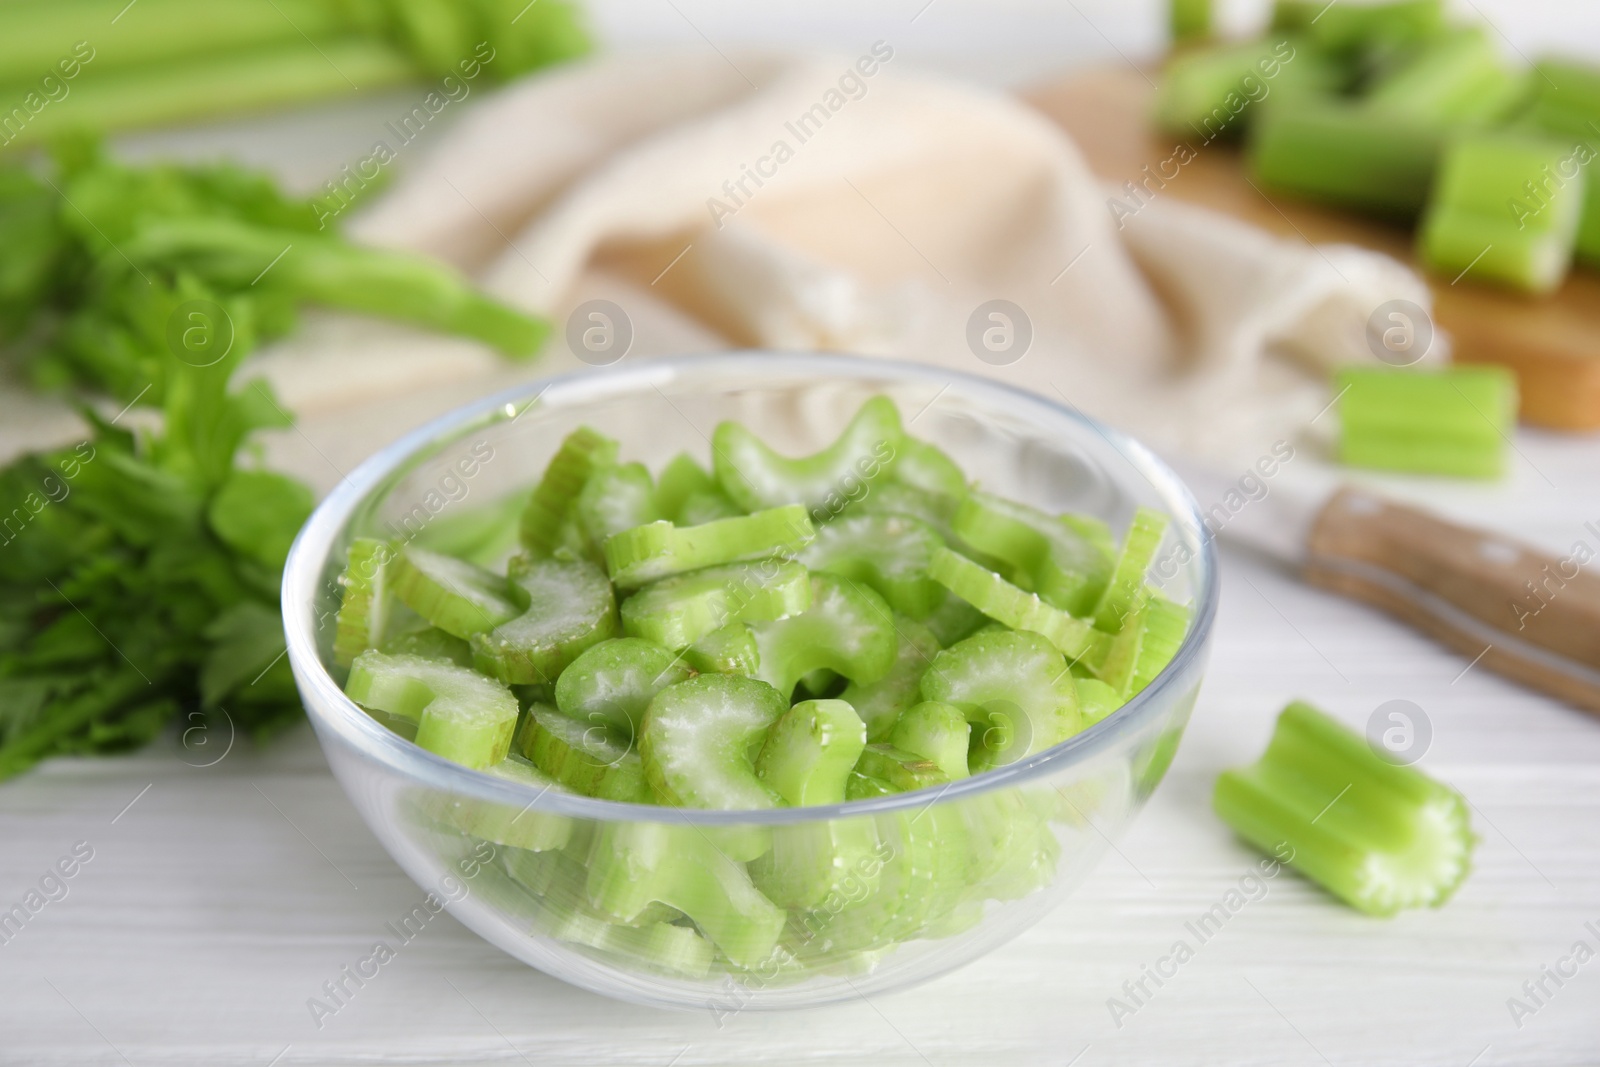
[920,630,1080,771]
[333,537,397,666]
[918,588,989,648]
[889,701,972,781]
[855,481,963,545]
[798,805,968,955]
[409,490,530,569]
[891,437,968,500]
[801,512,946,617]
[518,704,651,803]
[621,559,811,650]
[929,547,1110,663]
[1214,701,1475,915]
[1418,133,1584,293]
[1091,591,1193,697]
[795,668,843,700]
[1273,0,1443,49]
[755,699,867,807]
[379,618,471,667]
[1093,508,1170,633]
[839,617,941,742]
[653,452,718,523]
[1249,99,1446,219]
[953,492,1111,616]
[1170,0,1212,42]
[1131,596,1192,693]
[584,821,786,969]
[1365,26,1525,125]
[684,623,760,675]
[604,504,815,589]
[520,427,619,556]
[639,674,788,809]
[855,744,952,794]
[554,637,691,739]
[751,573,899,699]
[391,545,522,639]
[576,462,661,550]
[845,772,897,800]
[750,816,880,911]
[470,557,618,684]
[538,901,715,978]
[345,651,518,769]
[1153,35,1342,139]
[1076,678,1122,727]
[430,754,573,852]
[1336,365,1516,478]
[677,489,743,526]
[713,396,904,519]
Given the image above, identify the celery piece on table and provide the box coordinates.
[1335,365,1517,479]
[1214,701,1475,916]
[1417,133,1586,293]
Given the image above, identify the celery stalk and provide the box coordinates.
[1,40,418,151]
[0,0,341,75]
[1214,701,1474,916]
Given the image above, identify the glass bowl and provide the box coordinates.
[282,352,1217,1011]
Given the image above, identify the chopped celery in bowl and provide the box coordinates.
[282,353,1218,1009]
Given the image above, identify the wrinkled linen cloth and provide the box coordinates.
[343,48,1434,462]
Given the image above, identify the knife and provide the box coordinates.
[1161,458,1600,716]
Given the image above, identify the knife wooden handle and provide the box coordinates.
[1303,487,1600,716]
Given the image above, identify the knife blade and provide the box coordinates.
[1161,454,1600,716]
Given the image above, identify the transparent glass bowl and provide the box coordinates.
[282,353,1217,1010]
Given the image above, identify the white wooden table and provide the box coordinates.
[5,8,1600,1063]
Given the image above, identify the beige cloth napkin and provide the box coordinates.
[343,49,1435,464]
[1,49,1436,477]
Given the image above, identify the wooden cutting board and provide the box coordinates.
[1024,65,1600,432]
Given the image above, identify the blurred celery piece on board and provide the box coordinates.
[0,0,590,148]
[1417,133,1586,293]
[1335,365,1517,478]
[1248,99,1446,218]
[1270,0,1445,52]
[1523,58,1600,266]
[1363,26,1526,125]
[1152,36,1344,139]
[1169,0,1213,44]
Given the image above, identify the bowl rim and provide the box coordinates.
[282,351,1218,825]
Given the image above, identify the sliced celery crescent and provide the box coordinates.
[1214,701,1475,916]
